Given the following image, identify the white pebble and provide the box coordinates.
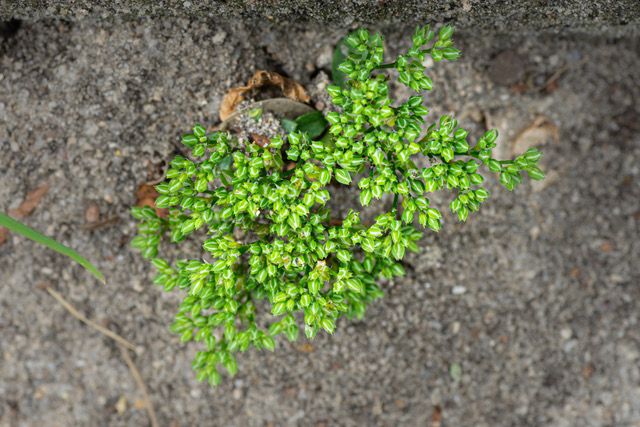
[452,286,467,295]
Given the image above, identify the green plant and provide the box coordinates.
[0,213,105,283]
[132,25,544,386]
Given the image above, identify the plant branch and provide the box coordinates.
[119,345,159,427]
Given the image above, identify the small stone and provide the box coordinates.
[450,321,461,334]
[529,226,541,239]
[212,31,227,45]
[84,121,99,137]
[487,50,527,86]
[232,388,242,399]
[452,286,467,295]
[560,327,572,340]
[372,398,383,416]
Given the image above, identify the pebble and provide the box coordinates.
[487,50,527,86]
[452,286,467,295]
[212,31,227,45]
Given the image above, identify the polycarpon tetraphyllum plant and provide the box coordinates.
[132,25,544,386]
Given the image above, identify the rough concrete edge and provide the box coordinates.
[1,0,640,36]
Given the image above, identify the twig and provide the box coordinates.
[45,286,137,351]
[44,286,157,426]
[81,216,121,230]
[119,345,159,427]
[537,56,589,93]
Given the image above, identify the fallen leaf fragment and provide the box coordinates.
[582,363,594,380]
[220,70,310,121]
[599,241,615,253]
[85,202,100,224]
[0,226,7,245]
[220,87,246,122]
[134,398,147,410]
[431,405,442,427]
[9,184,49,218]
[296,342,315,353]
[135,183,167,218]
[511,116,559,156]
[115,395,127,414]
[250,133,270,148]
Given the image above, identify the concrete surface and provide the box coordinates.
[1,1,640,33]
[0,15,639,427]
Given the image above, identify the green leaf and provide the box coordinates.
[262,335,276,351]
[335,169,352,185]
[441,147,454,162]
[319,168,332,185]
[182,134,198,147]
[208,369,222,386]
[295,111,329,139]
[391,242,405,260]
[321,317,336,334]
[248,107,263,121]
[332,37,350,87]
[527,167,545,180]
[193,124,206,138]
[281,118,298,133]
[439,25,454,41]
[360,188,372,207]
[0,213,105,284]
[346,278,363,293]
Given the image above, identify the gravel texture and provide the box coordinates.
[1,17,639,427]
[2,1,640,35]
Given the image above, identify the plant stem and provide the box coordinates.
[392,193,399,213]
[376,62,397,69]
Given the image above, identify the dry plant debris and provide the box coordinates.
[511,116,559,156]
[43,284,158,427]
[219,70,310,121]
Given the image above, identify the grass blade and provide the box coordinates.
[0,212,105,284]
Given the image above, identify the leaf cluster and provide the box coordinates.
[132,25,543,386]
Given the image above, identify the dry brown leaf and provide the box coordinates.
[431,405,442,427]
[135,183,167,218]
[250,133,270,148]
[0,228,8,245]
[296,342,315,353]
[599,241,615,253]
[85,202,100,224]
[9,183,49,218]
[133,398,147,410]
[582,363,594,380]
[219,88,247,122]
[511,116,559,156]
[219,70,310,121]
[135,183,157,207]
